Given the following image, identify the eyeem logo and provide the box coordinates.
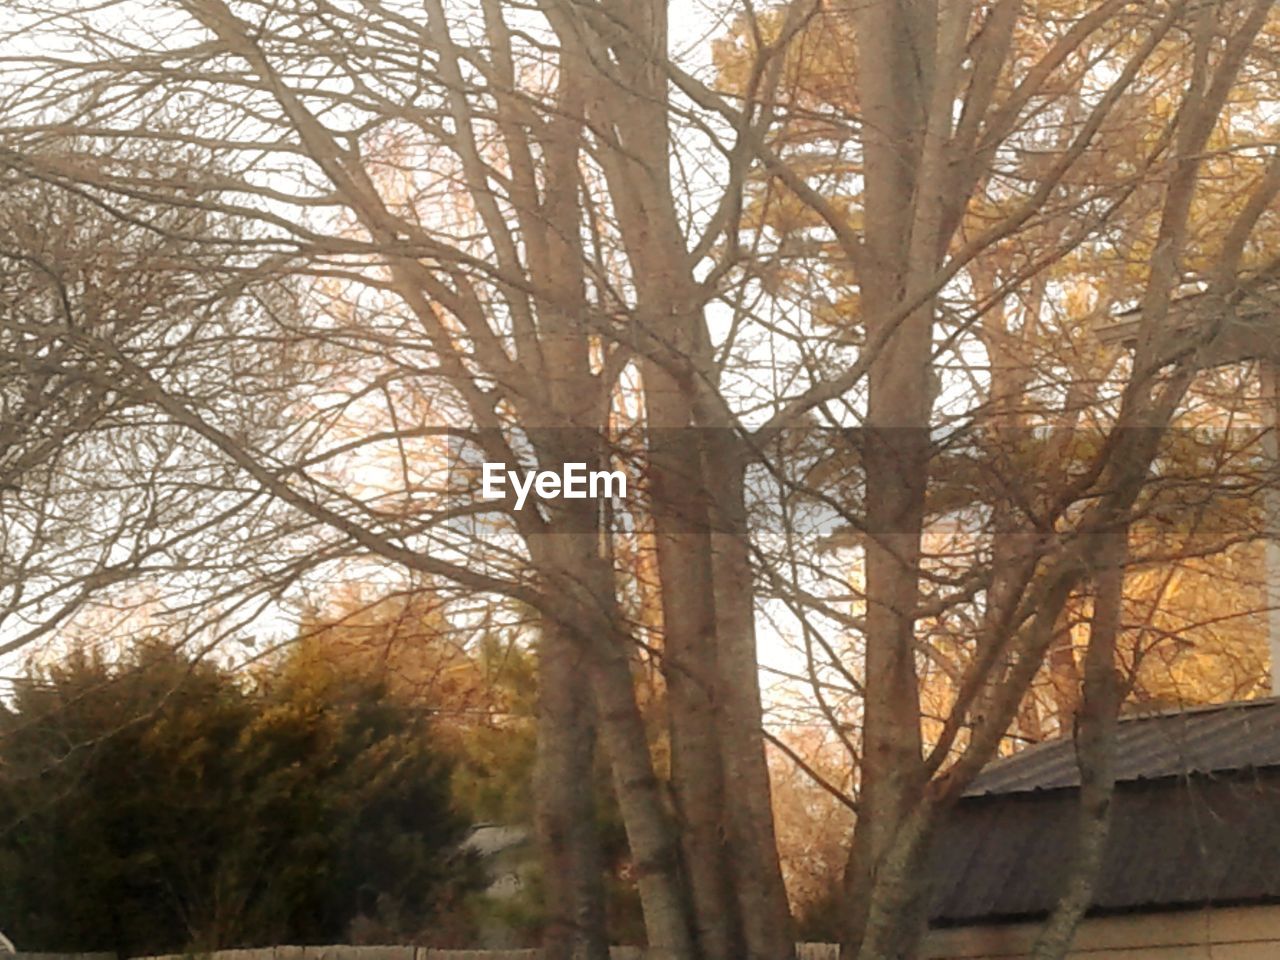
[481,462,627,511]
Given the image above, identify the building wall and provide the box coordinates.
[923,904,1280,959]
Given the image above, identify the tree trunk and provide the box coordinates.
[567,0,796,949]
[536,619,609,960]
[644,370,744,960]
[839,0,933,950]
[534,531,698,960]
[1030,532,1126,960]
[704,435,797,960]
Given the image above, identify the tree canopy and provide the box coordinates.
[1,1,1278,959]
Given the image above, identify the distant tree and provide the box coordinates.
[0,638,477,956]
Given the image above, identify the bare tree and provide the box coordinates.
[3,3,1279,960]
[1,2,793,956]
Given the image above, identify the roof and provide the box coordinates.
[930,772,1280,925]
[966,697,1280,796]
[1093,278,1280,364]
[460,823,531,857]
[927,698,1280,926]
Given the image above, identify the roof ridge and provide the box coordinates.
[965,697,1280,797]
[1117,695,1279,723]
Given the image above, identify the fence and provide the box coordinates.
[15,945,841,960]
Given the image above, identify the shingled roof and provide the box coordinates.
[927,698,1280,927]
[966,697,1280,795]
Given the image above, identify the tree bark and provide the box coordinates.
[839,0,936,953]
[533,530,698,960]
[536,619,609,960]
[1030,530,1126,960]
[704,435,797,960]
[563,0,796,951]
[644,372,744,960]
